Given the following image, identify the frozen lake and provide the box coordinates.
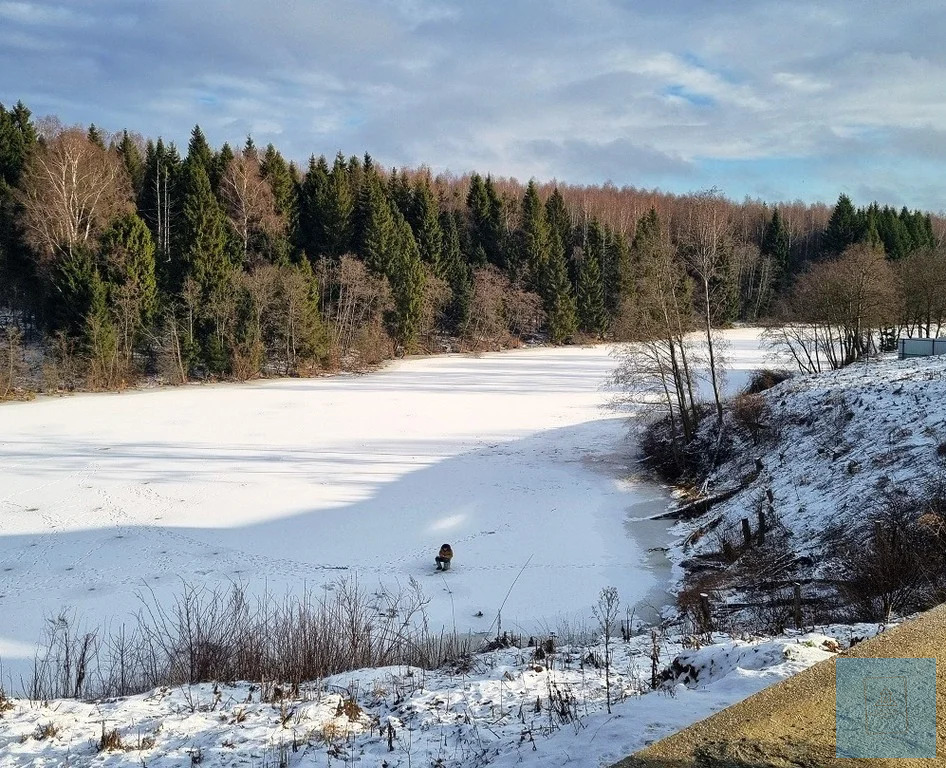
[0,332,765,687]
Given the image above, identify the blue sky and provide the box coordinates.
[2,0,945,210]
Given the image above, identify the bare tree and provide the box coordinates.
[682,189,730,427]
[896,247,946,338]
[593,586,621,714]
[612,229,703,460]
[19,122,130,266]
[769,244,897,371]
[220,148,284,265]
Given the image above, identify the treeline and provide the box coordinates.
[0,100,942,394]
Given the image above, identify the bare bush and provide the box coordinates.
[28,577,474,701]
[835,496,937,621]
[742,369,791,395]
[730,393,767,445]
[0,325,26,399]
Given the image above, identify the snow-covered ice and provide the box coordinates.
[0,337,770,689]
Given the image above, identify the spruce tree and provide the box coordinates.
[466,174,491,267]
[544,229,577,343]
[139,138,182,287]
[179,160,229,298]
[387,211,426,351]
[98,213,157,365]
[411,176,443,277]
[823,194,860,255]
[186,125,215,179]
[116,131,145,195]
[545,188,572,263]
[87,123,106,149]
[761,207,790,279]
[439,209,472,333]
[297,155,329,260]
[357,168,394,274]
[577,240,607,337]
[212,143,234,193]
[261,144,297,225]
[0,101,37,315]
[603,225,631,319]
[99,213,158,325]
[519,180,548,288]
[483,176,505,267]
[322,152,354,259]
[388,168,413,221]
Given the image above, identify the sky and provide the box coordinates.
[1,0,945,211]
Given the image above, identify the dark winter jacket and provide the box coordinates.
[438,544,453,561]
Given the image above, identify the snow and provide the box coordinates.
[6,327,907,765]
[0,623,886,767]
[677,345,946,581]
[0,342,709,688]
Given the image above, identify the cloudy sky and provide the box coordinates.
[1,0,944,210]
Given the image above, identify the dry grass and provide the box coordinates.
[97,726,124,752]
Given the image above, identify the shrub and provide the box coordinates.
[742,369,791,395]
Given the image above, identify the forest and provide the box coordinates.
[0,99,944,396]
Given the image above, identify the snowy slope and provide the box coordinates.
[0,623,883,768]
[676,351,946,582]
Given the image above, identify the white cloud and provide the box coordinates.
[1,0,945,208]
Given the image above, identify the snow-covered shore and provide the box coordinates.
[0,622,885,768]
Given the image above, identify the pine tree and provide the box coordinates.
[577,240,606,337]
[823,193,860,255]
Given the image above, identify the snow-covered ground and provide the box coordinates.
[13,327,893,766]
[0,622,885,768]
[0,333,759,689]
[678,347,946,581]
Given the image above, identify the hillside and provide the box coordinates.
[670,351,946,625]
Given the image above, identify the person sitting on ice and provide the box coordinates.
[435,543,454,571]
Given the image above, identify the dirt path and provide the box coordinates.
[614,605,946,767]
